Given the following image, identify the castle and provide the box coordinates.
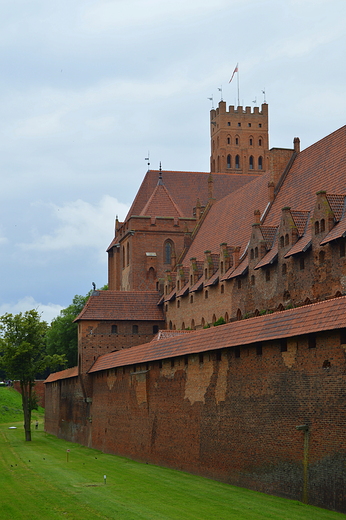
[45,101,346,513]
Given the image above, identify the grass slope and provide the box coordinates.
[0,386,44,424]
[0,425,344,520]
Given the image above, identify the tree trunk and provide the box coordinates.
[21,381,32,442]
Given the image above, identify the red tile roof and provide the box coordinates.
[326,194,345,221]
[44,366,78,383]
[320,218,346,245]
[88,295,346,373]
[75,291,164,322]
[140,182,184,218]
[126,170,262,220]
[264,126,346,227]
[290,211,310,236]
[284,229,312,257]
[183,172,270,265]
[254,241,278,269]
[221,256,248,280]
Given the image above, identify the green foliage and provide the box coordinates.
[213,316,226,326]
[0,310,65,440]
[46,286,107,369]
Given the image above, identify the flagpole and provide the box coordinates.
[237,68,240,107]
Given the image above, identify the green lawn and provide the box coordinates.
[0,387,344,520]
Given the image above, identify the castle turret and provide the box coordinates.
[210,101,269,174]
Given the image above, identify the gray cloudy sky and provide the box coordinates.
[0,0,345,322]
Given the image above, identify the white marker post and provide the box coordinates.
[104,474,107,485]
[66,449,70,462]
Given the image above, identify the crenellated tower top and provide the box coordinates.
[210,101,269,175]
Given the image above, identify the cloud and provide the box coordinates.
[0,296,64,324]
[19,196,129,259]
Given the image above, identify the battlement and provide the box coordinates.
[211,101,268,121]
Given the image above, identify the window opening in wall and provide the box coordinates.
[169,321,172,330]
[248,123,251,127]
[285,234,289,246]
[216,351,222,361]
[320,219,325,232]
[237,278,242,289]
[111,325,117,334]
[259,123,262,128]
[300,257,305,270]
[259,138,262,146]
[308,334,316,349]
[340,241,345,257]
[280,339,287,352]
[255,247,258,258]
[201,317,205,327]
[227,121,231,126]
[227,137,230,144]
[265,270,270,281]
[191,319,195,330]
[164,240,173,264]
[126,242,130,266]
[181,322,185,330]
[190,295,194,304]
[282,263,287,275]
[254,309,260,316]
[278,303,284,311]
[205,268,208,279]
[235,155,240,168]
[315,221,320,235]
[249,156,254,169]
[122,246,125,268]
[205,290,208,299]
[234,347,240,358]
[250,248,254,260]
[280,236,284,248]
[236,308,242,320]
[258,156,263,170]
[199,353,204,364]
[177,299,180,308]
[224,312,229,322]
[221,285,224,294]
[153,325,159,334]
[227,154,231,168]
[340,328,346,344]
[238,122,241,127]
[235,137,239,145]
[249,138,253,146]
[184,355,189,365]
[171,358,175,368]
[256,343,262,355]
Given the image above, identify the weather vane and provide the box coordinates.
[218,86,223,101]
[145,152,150,169]
[207,95,214,109]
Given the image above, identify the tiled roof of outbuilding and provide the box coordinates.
[75,291,164,322]
[44,366,78,383]
[88,296,346,373]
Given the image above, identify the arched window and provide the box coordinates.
[315,221,320,235]
[227,136,231,145]
[212,314,216,324]
[191,319,195,330]
[250,248,254,260]
[201,317,205,328]
[217,156,220,172]
[235,137,239,145]
[320,219,325,232]
[249,137,253,146]
[236,309,242,320]
[249,156,254,169]
[258,156,263,170]
[182,322,185,330]
[285,234,289,246]
[255,247,258,258]
[169,321,172,330]
[227,154,231,168]
[224,312,229,323]
[148,267,156,281]
[258,138,262,146]
[235,155,240,169]
[205,290,208,299]
[164,240,173,264]
[126,242,130,266]
[280,236,284,248]
[122,246,125,268]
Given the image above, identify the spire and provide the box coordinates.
[158,162,163,185]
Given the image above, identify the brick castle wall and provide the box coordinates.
[46,328,346,513]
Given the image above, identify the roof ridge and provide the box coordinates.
[140,182,184,218]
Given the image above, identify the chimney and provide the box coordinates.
[268,181,275,203]
[254,209,261,224]
[293,137,300,153]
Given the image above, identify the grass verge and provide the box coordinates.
[0,388,344,519]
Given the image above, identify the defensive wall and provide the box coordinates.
[45,298,346,513]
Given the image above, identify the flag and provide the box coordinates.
[229,64,238,83]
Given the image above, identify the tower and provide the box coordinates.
[210,101,269,174]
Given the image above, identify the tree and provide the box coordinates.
[46,294,89,368]
[46,286,108,368]
[0,310,65,441]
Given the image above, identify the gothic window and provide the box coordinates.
[227,137,231,144]
[258,156,263,170]
[249,137,253,146]
[169,321,172,330]
[224,312,229,323]
[126,242,130,266]
[250,248,254,260]
[111,325,117,334]
[236,309,242,320]
[235,155,240,169]
[258,138,262,146]
[227,154,231,168]
[148,267,156,281]
[249,156,254,169]
[182,322,185,330]
[122,246,125,268]
[164,240,173,264]
[190,295,193,303]
[285,234,289,246]
[235,137,239,145]
[220,285,224,294]
[315,221,320,235]
[255,247,258,258]
[320,219,325,232]
[191,319,195,330]
[280,236,284,248]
